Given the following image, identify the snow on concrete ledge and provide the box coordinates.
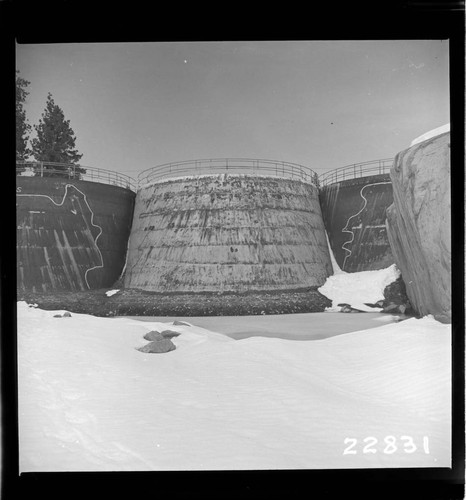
[138,172,316,190]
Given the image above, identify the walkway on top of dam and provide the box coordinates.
[16,156,395,191]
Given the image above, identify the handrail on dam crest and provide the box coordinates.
[16,158,394,192]
[318,158,394,187]
[138,158,320,187]
[16,161,137,191]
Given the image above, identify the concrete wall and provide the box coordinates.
[319,174,395,272]
[124,174,332,292]
[16,177,135,292]
[386,132,451,322]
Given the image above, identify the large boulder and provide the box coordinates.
[386,132,450,322]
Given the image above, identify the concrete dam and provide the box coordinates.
[16,158,395,294]
[16,165,135,292]
[124,171,332,292]
[319,159,395,273]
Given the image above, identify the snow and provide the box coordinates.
[318,264,401,312]
[138,172,315,190]
[409,123,450,147]
[21,168,36,177]
[17,299,450,472]
[105,289,120,297]
[325,230,345,275]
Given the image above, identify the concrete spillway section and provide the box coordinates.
[319,174,395,273]
[124,174,332,293]
[16,177,135,292]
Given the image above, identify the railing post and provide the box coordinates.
[41,162,43,177]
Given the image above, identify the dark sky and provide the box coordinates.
[16,40,450,179]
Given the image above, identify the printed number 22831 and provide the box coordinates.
[343,436,430,455]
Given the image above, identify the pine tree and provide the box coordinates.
[31,93,85,178]
[16,70,32,163]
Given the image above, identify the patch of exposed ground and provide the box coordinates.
[17,287,332,317]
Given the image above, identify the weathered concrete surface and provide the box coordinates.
[16,177,135,292]
[124,174,332,292]
[386,132,451,322]
[319,174,395,272]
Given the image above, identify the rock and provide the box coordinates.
[375,299,385,308]
[172,320,190,326]
[383,276,410,307]
[63,312,72,317]
[382,303,399,313]
[381,302,412,315]
[340,305,365,313]
[337,303,351,307]
[143,330,164,341]
[137,339,176,353]
[386,132,451,322]
[53,314,62,318]
[160,329,181,339]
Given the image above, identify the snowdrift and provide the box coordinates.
[17,301,451,472]
[318,263,400,312]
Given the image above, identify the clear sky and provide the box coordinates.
[16,40,450,180]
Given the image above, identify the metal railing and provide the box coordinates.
[16,158,394,192]
[16,161,137,191]
[138,158,319,187]
[318,158,394,187]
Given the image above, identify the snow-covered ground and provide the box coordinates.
[18,267,451,471]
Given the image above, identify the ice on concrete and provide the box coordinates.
[325,231,346,275]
